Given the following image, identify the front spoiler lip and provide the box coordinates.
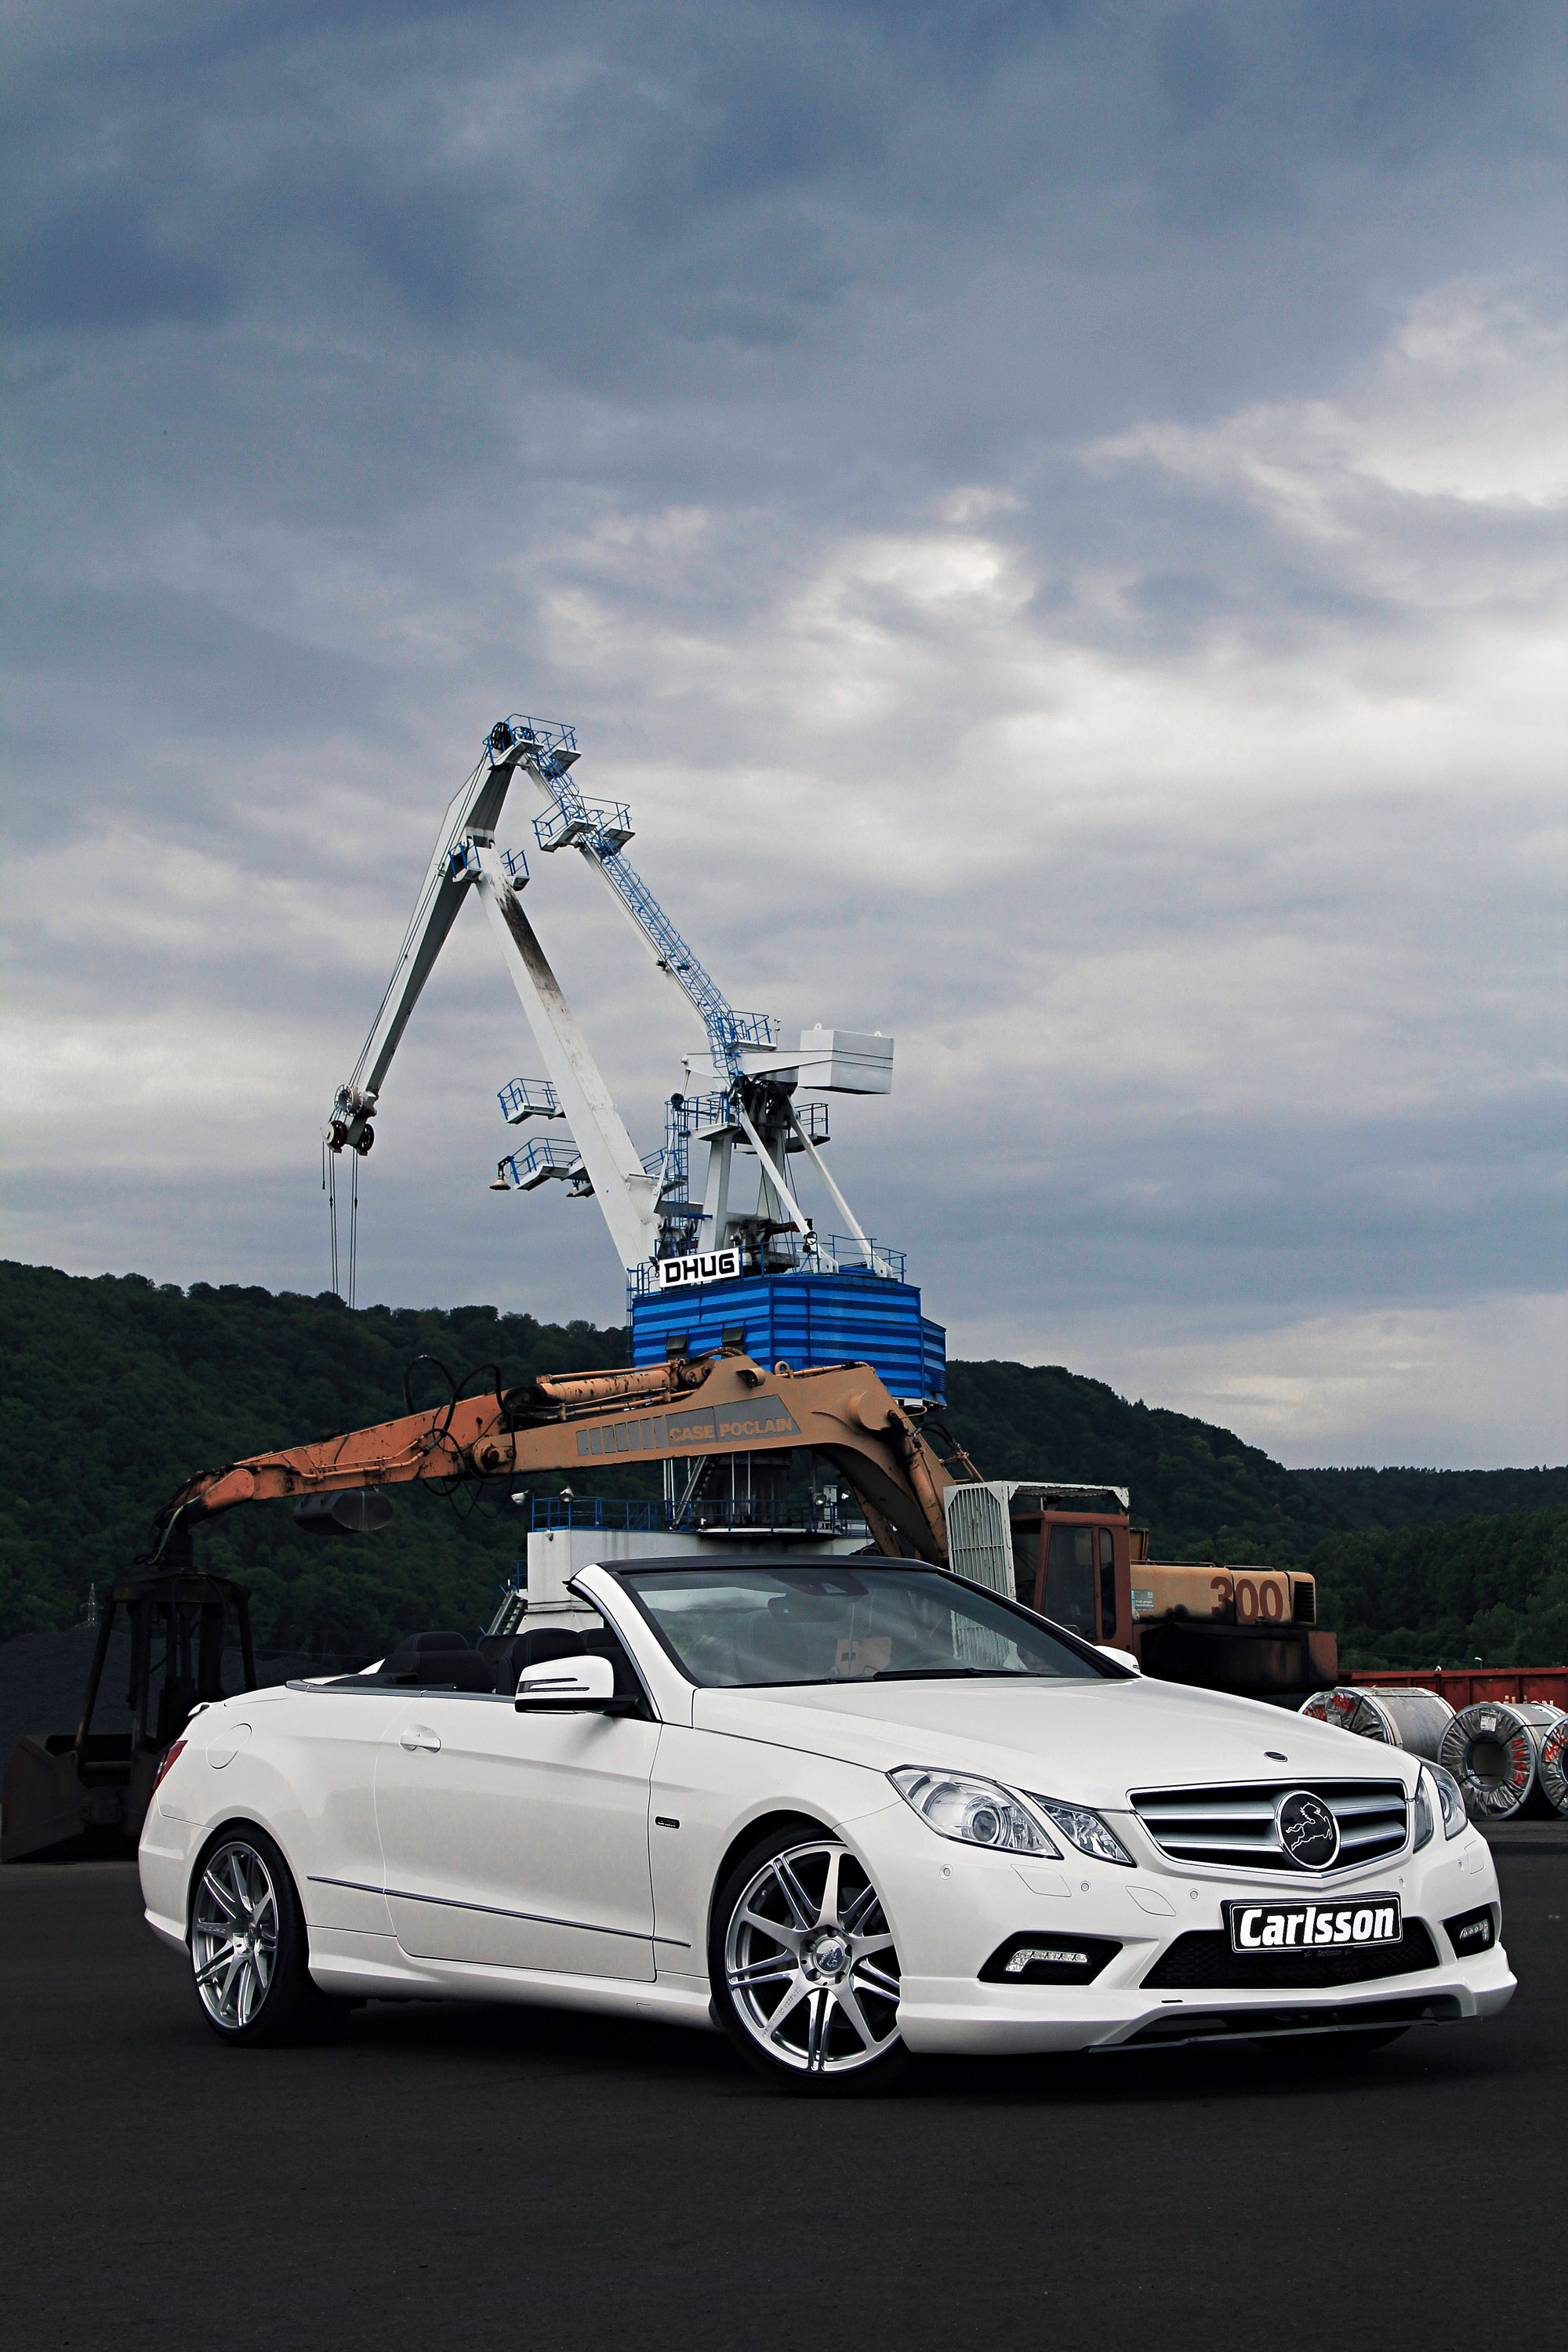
[895,1947,1516,2056]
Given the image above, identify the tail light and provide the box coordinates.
[151,1740,187,1793]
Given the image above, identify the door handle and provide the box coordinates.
[398,1725,442,1753]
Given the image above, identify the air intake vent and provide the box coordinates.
[1130,1780,1409,1875]
[1141,1918,1438,1990]
[1292,1581,1316,1624]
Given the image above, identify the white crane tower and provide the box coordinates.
[325,715,944,1406]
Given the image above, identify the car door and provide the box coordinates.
[373,1690,660,1980]
[243,1686,402,1938]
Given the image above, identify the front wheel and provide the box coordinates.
[189,1826,332,2046]
[711,1827,909,2091]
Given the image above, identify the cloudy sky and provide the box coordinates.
[4,1,1565,1468]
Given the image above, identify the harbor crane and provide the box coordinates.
[0,708,1345,1863]
[323,716,943,1404]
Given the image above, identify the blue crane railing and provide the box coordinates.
[626,1232,906,1300]
[499,1138,586,1190]
[486,713,776,1076]
[498,1077,562,1124]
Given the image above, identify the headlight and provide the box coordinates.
[1414,1762,1468,1848]
[1413,1769,1434,1849]
[1433,1762,1468,1838]
[889,1768,1062,1856]
[1025,1794,1135,1867]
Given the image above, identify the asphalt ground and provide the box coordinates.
[2,1832,1562,2352]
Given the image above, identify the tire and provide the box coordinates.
[710,1824,910,2092]
[188,1825,333,2047]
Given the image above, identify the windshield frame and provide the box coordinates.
[599,1557,1131,1691]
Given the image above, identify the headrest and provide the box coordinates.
[768,1592,843,1623]
[517,1628,588,1669]
[424,1652,496,1692]
[381,1629,481,1682]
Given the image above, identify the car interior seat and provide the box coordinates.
[380,1630,495,1690]
[584,1625,644,1701]
[517,1627,587,1666]
[503,1625,588,1693]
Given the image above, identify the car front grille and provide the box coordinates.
[1141,1919,1439,1991]
[1128,1780,1409,1875]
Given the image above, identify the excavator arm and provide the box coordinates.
[151,1353,956,1566]
[3,1352,956,1864]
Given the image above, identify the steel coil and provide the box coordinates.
[1538,1712,1568,1820]
[1298,1685,1455,1759]
[1299,1687,1359,1732]
[1438,1700,1566,1822]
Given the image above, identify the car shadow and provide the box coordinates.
[312,1994,1521,2107]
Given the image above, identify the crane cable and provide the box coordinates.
[324,1139,360,1308]
[325,1140,339,1300]
[348,1148,360,1312]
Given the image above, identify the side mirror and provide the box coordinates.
[514,1653,637,1714]
[1098,1645,1142,1675]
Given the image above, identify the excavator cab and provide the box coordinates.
[942,1478,1337,1697]
[1011,1508,1131,1646]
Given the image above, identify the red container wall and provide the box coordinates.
[1352,1666,1568,1708]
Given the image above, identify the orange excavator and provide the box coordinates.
[0,1351,952,1861]
[2,1346,1334,1861]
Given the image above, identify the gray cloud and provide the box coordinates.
[3,1,1565,1467]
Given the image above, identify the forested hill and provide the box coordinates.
[942,1362,1568,1558]
[2,1260,1563,1661]
[1293,1463,1568,1532]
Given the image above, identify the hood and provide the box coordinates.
[691,1675,1417,1811]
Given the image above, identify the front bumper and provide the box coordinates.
[897,1947,1515,2054]
[856,1799,1515,2056]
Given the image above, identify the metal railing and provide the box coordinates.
[523,1496,662,1532]
[671,1494,867,1537]
[499,1138,583,1188]
[498,1076,563,1123]
[496,713,776,1074]
[516,1494,865,1538]
[533,794,634,852]
[626,1233,906,1303]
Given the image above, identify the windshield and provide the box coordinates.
[615,1564,1115,1689]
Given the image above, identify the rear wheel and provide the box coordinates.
[189,1827,331,2046]
[711,1827,909,2092]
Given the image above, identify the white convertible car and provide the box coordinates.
[139,1558,1515,2086]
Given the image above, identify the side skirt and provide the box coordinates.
[305,1922,718,2030]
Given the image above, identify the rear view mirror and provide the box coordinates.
[515,1653,635,1713]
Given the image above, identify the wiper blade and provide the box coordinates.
[870,1667,1046,1682]
[872,1666,979,1680]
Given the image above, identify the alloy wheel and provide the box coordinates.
[191,1840,280,2031]
[723,1839,902,2076]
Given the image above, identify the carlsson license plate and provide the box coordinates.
[1225,1894,1403,1955]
